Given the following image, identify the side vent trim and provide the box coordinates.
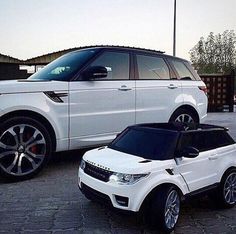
[166,168,174,175]
[44,91,68,103]
[139,159,152,163]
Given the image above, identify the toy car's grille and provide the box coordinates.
[84,162,113,182]
[80,182,112,206]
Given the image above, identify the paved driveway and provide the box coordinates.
[0,113,236,234]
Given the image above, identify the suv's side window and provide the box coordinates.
[171,60,195,80]
[136,55,170,80]
[90,51,129,80]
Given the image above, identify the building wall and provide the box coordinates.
[0,63,30,80]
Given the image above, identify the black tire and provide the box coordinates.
[0,116,52,181]
[169,108,199,124]
[212,169,236,208]
[148,186,181,233]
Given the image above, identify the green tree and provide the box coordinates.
[189,30,236,74]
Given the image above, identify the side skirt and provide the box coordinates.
[184,183,219,200]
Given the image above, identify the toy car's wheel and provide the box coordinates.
[169,108,198,124]
[0,117,52,180]
[216,170,236,208]
[149,186,180,233]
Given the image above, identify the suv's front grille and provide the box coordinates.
[84,162,113,182]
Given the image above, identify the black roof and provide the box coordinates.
[130,122,227,132]
[72,45,189,62]
[77,45,164,54]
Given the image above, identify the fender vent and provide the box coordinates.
[44,91,68,103]
[139,159,152,163]
[98,146,106,151]
[166,169,174,175]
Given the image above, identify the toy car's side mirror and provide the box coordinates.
[179,146,199,158]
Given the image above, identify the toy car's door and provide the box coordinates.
[176,149,218,191]
[175,131,218,192]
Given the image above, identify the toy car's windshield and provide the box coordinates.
[109,128,179,160]
[28,49,98,81]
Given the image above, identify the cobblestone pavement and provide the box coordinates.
[0,113,236,234]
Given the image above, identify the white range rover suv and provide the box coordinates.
[78,123,236,233]
[0,46,207,180]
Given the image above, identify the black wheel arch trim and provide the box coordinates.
[220,167,236,182]
[170,105,200,123]
[0,110,57,152]
[139,183,184,212]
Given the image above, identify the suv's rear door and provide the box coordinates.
[134,53,183,123]
[168,59,208,122]
[69,50,135,149]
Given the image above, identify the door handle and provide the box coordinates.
[208,155,218,161]
[168,84,178,89]
[118,85,132,91]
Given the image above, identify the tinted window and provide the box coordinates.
[28,49,97,81]
[171,60,195,80]
[90,51,129,80]
[179,130,234,153]
[184,62,201,80]
[109,128,178,160]
[137,55,170,79]
[210,131,235,147]
[179,132,206,152]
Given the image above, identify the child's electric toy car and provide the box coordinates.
[78,123,236,232]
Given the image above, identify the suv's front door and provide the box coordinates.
[134,54,183,123]
[69,51,135,149]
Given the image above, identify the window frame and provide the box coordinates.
[167,58,198,81]
[74,48,132,81]
[133,52,177,80]
[176,129,235,155]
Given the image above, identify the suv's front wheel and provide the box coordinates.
[0,116,52,180]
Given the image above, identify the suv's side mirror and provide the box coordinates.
[180,146,199,158]
[81,66,107,80]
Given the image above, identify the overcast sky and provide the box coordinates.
[0,0,235,60]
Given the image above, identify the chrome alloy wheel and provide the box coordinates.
[0,124,46,176]
[175,114,194,123]
[224,172,236,205]
[164,190,180,230]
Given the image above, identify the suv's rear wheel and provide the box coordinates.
[169,108,198,124]
[0,117,52,180]
[149,186,180,233]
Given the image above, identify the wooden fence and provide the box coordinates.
[200,70,235,112]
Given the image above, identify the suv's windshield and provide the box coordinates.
[109,127,179,160]
[28,49,98,81]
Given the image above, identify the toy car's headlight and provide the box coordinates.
[109,172,150,185]
[80,159,86,170]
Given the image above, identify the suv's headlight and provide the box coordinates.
[80,159,86,170]
[109,172,150,185]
